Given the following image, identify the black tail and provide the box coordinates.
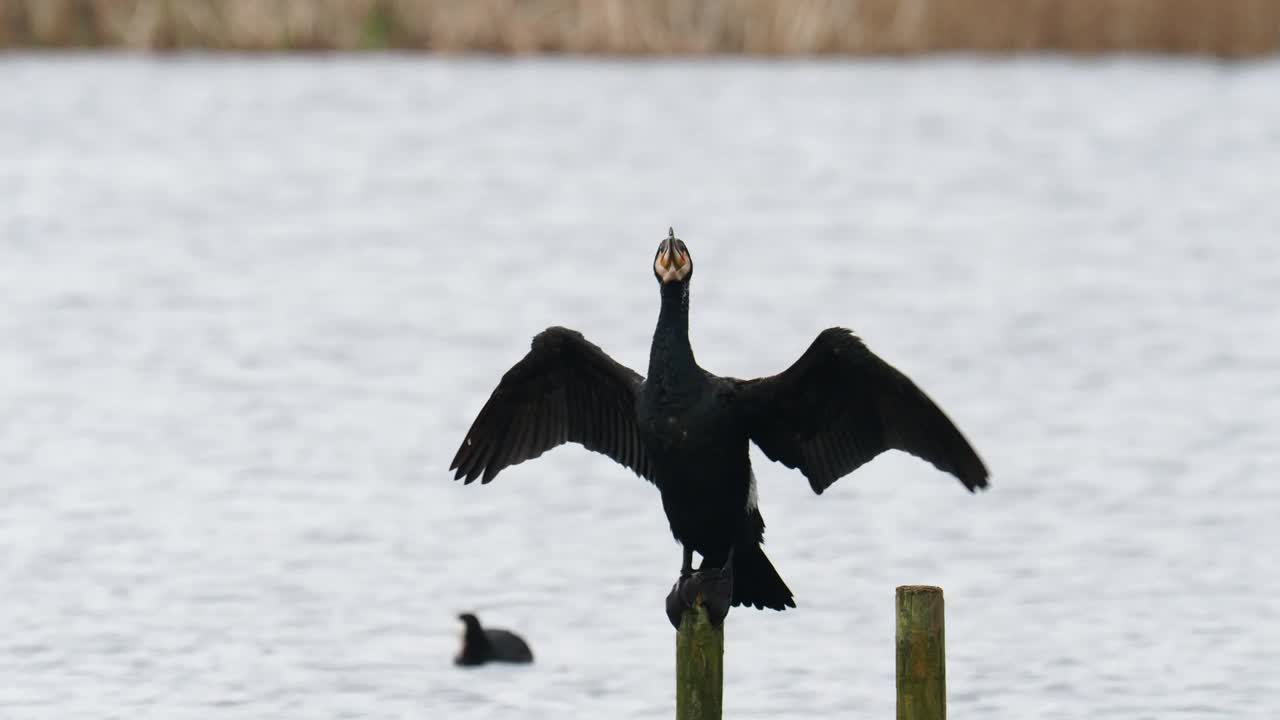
[731,543,795,611]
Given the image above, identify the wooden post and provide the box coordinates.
[896,585,946,720]
[675,598,723,720]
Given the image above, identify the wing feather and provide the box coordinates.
[736,327,988,494]
[450,327,653,485]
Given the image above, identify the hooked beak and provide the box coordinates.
[658,238,675,268]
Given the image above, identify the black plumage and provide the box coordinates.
[450,230,988,626]
[454,613,534,666]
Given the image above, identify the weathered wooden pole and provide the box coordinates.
[675,598,723,720]
[896,585,946,720]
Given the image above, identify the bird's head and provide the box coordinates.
[455,613,483,665]
[653,228,692,285]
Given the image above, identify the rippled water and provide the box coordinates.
[2,56,1278,719]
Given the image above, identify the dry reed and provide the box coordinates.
[1,0,1278,56]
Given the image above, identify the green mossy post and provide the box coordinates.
[675,598,723,720]
[896,585,946,720]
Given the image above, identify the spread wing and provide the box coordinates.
[450,326,653,484]
[735,327,988,494]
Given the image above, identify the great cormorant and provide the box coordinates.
[450,229,988,628]
[455,613,534,666]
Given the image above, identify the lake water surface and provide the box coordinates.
[1,56,1278,719]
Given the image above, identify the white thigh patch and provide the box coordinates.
[747,469,758,511]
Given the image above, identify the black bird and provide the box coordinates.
[454,613,534,666]
[450,229,988,628]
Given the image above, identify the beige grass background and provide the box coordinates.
[1,0,1278,55]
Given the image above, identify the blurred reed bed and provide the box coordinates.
[1,0,1278,55]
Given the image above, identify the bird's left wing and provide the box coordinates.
[450,326,653,484]
[733,327,988,495]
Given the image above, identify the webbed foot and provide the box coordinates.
[690,554,734,627]
[665,573,692,630]
[665,548,735,629]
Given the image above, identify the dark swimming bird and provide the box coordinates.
[454,613,534,666]
[450,229,988,628]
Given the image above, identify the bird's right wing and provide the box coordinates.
[450,326,653,485]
